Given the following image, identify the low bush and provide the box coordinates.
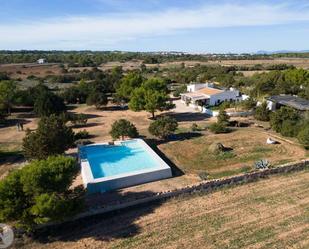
[149,116,178,139]
[254,102,271,121]
[69,113,88,127]
[110,119,139,140]
[191,123,200,132]
[297,126,309,149]
[74,129,90,140]
[209,122,230,134]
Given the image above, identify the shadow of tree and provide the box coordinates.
[33,190,165,243]
[0,151,24,165]
[73,122,102,128]
[0,118,31,129]
[161,111,209,122]
[102,105,128,111]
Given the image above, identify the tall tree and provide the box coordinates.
[0,156,82,229]
[115,72,144,103]
[129,78,173,119]
[23,115,75,160]
[34,88,66,117]
[0,80,17,115]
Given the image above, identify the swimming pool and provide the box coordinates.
[79,139,172,193]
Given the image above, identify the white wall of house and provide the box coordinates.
[187,82,215,92]
[266,100,276,111]
[209,90,240,106]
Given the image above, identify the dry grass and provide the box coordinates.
[99,58,309,70]
[0,63,64,79]
[159,127,307,178]
[19,169,309,249]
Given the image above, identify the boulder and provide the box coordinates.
[209,142,225,154]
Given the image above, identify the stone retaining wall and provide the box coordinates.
[38,159,309,231]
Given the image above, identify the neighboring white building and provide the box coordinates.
[37,58,46,64]
[180,83,242,109]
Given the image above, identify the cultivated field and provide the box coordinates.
[18,169,309,249]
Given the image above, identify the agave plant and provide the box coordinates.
[254,159,270,170]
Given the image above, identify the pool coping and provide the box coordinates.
[79,139,172,192]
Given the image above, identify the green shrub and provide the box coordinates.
[70,113,88,126]
[173,85,187,97]
[254,102,270,121]
[297,126,309,149]
[217,109,230,125]
[86,92,108,109]
[270,107,300,134]
[239,97,256,110]
[110,119,139,140]
[209,122,230,134]
[191,123,199,132]
[148,116,178,139]
[74,129,90,140]
[280,120,300,137]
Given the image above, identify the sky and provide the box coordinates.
[1,0,309,53]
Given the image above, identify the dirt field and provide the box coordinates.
[2,57,309,80]
[100,58,309,70]
[0,63,64,79]
[18,169,309,249]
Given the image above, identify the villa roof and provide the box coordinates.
[181,87,224,100]
[196,87,224,96]
[182,92,209,100]
[267,95,309,111]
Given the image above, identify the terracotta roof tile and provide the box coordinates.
[196,87,224,96]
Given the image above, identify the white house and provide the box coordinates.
[37,58,46,64]
[180,83,242,109]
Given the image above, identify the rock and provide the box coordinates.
[208,142,225,154]
[266,137,277,144]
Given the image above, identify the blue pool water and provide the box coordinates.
[80,140,159,179]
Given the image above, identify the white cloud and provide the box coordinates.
[1,2,309,49]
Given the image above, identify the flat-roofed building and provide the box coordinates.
[267,95,309,112]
